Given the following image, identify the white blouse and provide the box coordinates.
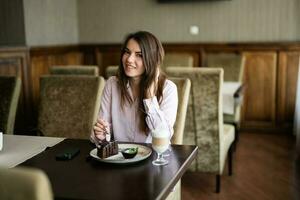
[90,76,178,143]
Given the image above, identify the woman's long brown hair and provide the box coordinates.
[117,31,167,134]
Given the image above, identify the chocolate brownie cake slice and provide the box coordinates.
[97,140,119,159]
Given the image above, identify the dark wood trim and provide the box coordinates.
[29,45,80,56]
[81,41,300,51]
[26,41,300,55]
[0,46,28,52]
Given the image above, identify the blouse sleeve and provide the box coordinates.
[98,78,113,124]
[143,80,178,139]
[90,77,113,143]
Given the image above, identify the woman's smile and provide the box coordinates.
[125,63,136,69]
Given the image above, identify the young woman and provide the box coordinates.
[90,31,178,143]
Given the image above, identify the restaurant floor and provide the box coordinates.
[181,132,300,200]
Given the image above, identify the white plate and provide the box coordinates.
[89,143,152,164]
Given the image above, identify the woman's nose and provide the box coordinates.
[127,53,135,62]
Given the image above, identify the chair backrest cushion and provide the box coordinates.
[205,53,244,82]
[163,53,194,69]
[166,67,223,173]
[38,75,105,139]
[0,76,21,134]
[105,65,118,78]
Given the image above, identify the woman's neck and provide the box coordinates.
[129,78,140,100]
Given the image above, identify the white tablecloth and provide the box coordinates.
[223,82,242,115]
[0,135,64,168]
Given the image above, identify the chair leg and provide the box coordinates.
[228,144,233,176]
[216,175,221,193]
[232,122,239,151]
[216,145,233,193]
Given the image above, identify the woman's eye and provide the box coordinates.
[136,53,143,58]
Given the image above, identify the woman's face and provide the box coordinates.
[122,39,145,82]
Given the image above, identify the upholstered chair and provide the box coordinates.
[204,53,245,82]
[166,67,235,193]
[162,53,194,70]
[169,77,191,145]
[0,75,21,134]
[205,53,245,147]
[164,77,191,200]
[105,65,118,78]
[37,75,105,139]
[0,167,53,200]
[49,65,99,76]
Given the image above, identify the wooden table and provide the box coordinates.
[20,138,198,200]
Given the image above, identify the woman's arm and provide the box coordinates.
[90,77,113,143]
[143,80,178,139]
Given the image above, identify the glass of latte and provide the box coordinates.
[151,128,169,166]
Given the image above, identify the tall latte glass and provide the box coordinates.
[152,128,169,166]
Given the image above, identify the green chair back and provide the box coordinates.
[205,53,245,82]
[162,53,194,69]
[166,67,224,172]
[49,65,99,76]
[105,65,118,79]
[38,75,105,139]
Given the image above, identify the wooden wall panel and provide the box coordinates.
[92,43,299,132]
[277,51,300,125]
[2,43,300,134]
[0,57,21,75]
[95,49,120,76]
[30,56,50,112]
[241,51,277,129]
[29,50,84,117]
[95,46,200,76]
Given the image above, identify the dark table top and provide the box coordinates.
[21,139,198,200]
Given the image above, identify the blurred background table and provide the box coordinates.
[223,82,243,115]
[0,134,64,168]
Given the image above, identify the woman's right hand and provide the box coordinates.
[93,118,110,141]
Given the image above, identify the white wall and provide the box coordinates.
[23,0,78,46]
[22,0,300,46]
[78,0,300,43]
